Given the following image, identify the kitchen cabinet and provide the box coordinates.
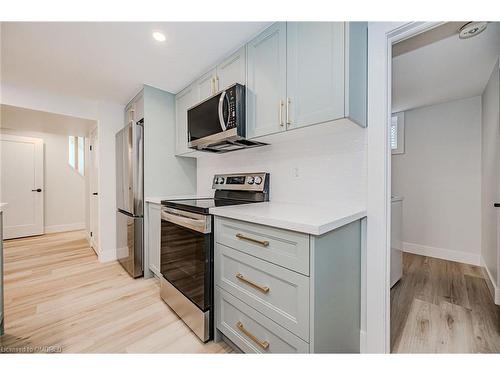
[286,22,345,130]
[145,202,161,277]
[214,216,362,353]
[196,68,217,102]
[216,46,246,91]
[246,22,367,138]
[246,22,287,138]
[125,91,144,124]
[173,22,367,155]
[175,84,198,156]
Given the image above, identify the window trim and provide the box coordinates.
[68,135,85,176]
[391,111,405,155]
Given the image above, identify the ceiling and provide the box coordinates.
[1,22,270,104]
[392,22,500,113]
[0,104,96,136]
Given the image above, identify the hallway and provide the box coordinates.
[0,231,231,353]
[391,253,500,353]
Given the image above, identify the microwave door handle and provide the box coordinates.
[218,90,227,131]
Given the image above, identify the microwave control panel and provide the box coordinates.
[223,84,245,131]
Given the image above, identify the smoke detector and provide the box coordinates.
[459,22,488,39]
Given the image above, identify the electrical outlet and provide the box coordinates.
[293,167,300,178]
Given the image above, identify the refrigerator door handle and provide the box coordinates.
[133,121,144,216]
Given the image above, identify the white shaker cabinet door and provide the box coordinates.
[196,69,217,101]
[216,46,246,91]
[246,22,287,139]
[286,22,345,130]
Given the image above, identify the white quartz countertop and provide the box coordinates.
[209,201,366,236]
[145,195,211,205]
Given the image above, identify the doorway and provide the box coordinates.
[387,22,500,352]
[89,126,99,253]
[0,134,44,239]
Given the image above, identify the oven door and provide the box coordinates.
[160,207,213,312]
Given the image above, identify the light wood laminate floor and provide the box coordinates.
[391,253,500,353]
[0,231,232,353]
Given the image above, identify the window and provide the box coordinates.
[391,112,405,155]
[68,136,85,176]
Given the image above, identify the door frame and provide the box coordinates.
[89,125,99,255]
[366,21,443,353]
[0,133,45,239]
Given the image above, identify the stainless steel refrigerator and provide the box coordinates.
[116,118,144,278]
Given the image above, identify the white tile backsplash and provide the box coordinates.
[196,118,367,206]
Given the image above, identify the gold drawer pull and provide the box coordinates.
[235,273,270,293]
[236,321,269,350]
[235,233,269,247]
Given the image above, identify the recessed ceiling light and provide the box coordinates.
[152,31,166,42]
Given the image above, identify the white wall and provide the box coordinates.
[481,58,499,289]
[0,128,86,232]
[96,101,123,262]
[197,119,367,206]
[392,96,482,265]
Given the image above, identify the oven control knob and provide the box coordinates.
[247,176,255,185]
[254,176,263,185]
[218,177,225,184]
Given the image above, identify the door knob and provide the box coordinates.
[93,192,98,196]
[31,188,42,192]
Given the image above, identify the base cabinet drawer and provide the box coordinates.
[216,288,309,353]
[215,217,310,275]
[216,243,309,341]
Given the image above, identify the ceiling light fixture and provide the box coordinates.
[459,22,488,39]
[152,31,166,42]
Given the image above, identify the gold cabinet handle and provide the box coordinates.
[236,273,270,294]
[236,321,269,350]
[286,97,291,126]
[279,100,284,127]
[235,233,269,247]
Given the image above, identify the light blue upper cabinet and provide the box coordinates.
[286,22,345,130]
[345,22,368,128]
[216,46,246,91]
[196,68,217,102]
[246,22,287,138]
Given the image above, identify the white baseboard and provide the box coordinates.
[45,222,86,234]
[98,248,117,263]
[402,242,481,266]
[480,257,500,305]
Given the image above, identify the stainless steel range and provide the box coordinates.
[159,173,270,342]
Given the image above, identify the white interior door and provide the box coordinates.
[0,134,44,239]
[89,127,99,253]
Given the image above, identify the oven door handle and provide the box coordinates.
[161,210,211,234]
[218,90,228,131]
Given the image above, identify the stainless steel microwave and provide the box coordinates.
[187,83,266,153]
